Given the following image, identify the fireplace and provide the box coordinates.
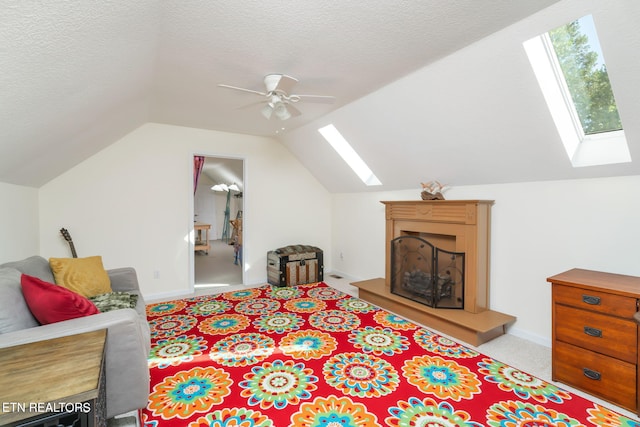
[352,200,516,346]
[390,235,465,309]
[381,200,494,313]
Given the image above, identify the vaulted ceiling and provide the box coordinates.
[3,0,640,192]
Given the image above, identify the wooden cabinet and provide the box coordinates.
[548,269,640,414]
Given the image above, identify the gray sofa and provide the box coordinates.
[0,256,150,419]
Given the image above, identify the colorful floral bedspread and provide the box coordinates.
[141,282,638,427]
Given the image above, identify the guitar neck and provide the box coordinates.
[68,242,78,258]
[60,228,78,258]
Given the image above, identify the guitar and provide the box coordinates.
[60,228,78,258]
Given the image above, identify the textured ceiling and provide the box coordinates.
[150,0,564,137]
[5,0,640,193]
[1,0,564,188]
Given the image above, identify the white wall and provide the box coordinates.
[0,182,39,263]
[331,175,640,346]
[38,123,332,299]
[11,119,639,346]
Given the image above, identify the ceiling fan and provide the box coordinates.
[218,74,335,121]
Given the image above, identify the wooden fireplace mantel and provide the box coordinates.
[353,200,515,346]
[382,199,493,313]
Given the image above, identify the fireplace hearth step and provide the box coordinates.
[352,278,516,346]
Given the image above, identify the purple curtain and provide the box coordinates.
[194,156,205,195]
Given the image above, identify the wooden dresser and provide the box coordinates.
[548,269,640,414]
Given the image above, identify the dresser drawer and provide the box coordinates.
[553,341,636,411]
[553,284,637,318]
[555,304,637,363]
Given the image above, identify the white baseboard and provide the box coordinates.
[145,289,194,303]
[324,269,362,282]
[506,326,552,348]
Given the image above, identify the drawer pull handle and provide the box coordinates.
[583,326,602,338]
[583,368,601,381]
[582,295,601,305]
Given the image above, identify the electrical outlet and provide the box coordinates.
[153,270,160,279]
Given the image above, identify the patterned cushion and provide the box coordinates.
[89,291,138,313]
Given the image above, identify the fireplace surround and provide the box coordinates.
[352,200,516,345]
[384,199,492,313]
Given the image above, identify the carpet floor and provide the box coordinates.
[141,282,637,427]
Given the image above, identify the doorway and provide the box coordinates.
[193,155,244,288]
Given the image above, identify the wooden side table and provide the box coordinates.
[194,222,211,254]
[0,329,107,427]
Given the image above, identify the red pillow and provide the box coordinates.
[21,274,99,324]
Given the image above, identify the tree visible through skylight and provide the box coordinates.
[548,15,622,135]
[524,14,630,167]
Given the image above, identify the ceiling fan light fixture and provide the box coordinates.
[212,182,240,192]
[274,102,291,120]
[261,104,273,119]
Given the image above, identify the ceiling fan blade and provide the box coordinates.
[218,84,267,97]
[293,94,336,104]
[271,74,298,94]
[236,100,268,110]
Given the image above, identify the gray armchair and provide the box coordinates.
[0,256,150,419]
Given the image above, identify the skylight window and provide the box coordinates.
[524,14,630,167]
[318,124,382,186]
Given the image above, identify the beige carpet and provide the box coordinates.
[194,239,242,286]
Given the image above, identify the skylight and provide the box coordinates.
[524,14,630,167]
[318,124,382,186]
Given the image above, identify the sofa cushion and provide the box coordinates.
[49,256,112,298]
[0,267,39,334]
[89,291,139,313]
[0,256,55,283]
[21,274,99,324]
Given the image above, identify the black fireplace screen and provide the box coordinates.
[390,235,465,309]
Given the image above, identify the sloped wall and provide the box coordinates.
[38,123,332,299]
[0,182,39,263]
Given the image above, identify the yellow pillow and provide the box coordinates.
[49,256,112,298]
